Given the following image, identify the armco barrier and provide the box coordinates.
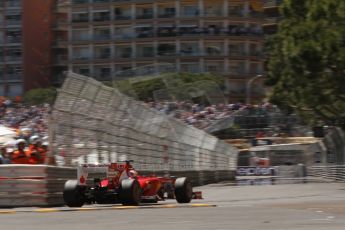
[0,165,75,207]
[307,165,345,182]
[0,165,235,207]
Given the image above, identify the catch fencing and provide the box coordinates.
[50,72,238,177]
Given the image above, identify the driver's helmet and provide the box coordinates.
[129,169,138,177]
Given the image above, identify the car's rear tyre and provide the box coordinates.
[120,179,141,206]
[174,177,192,203]
[63,180,85,207]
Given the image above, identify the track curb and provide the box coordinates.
[0,203,216,214]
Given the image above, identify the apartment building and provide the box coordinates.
[55,0,267,102]
[0,0,55,97]
[0,0,23,96]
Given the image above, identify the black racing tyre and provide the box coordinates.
[174,177,193,203]
[63,180,85,207]
[120,179,141,206]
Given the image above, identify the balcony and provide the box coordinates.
[55,55,68,64]
[72,17,89,23]
[93,16,110,22]
[115,15,131,20]
[93,0,112,3]
[166,26,262,37]
[248,11,264,18]
[204,8,223,17]
[136,48,155,58]
[2,56,21,62]
[229,50,247,57]
[72,35,91,41]
[136,29,154,38]
[7,37,21,44]
[205,47,223,56]
[93,35,111,41]
[5,1,21,8]
[5,20,21,26]
[228,9,245,17]
[158,8,176,18]
[264,0,283,8]
[116,52,132,59]
[136,13,154,20]
[72,56,91,61]
[94,53,112,59]
[4,74,22,81]
[180,7,199,18]
[72,0,89,4]
[157,45,176,57]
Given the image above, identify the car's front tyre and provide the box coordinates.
[174,177,193,203]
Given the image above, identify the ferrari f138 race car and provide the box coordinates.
[63,161,201,207]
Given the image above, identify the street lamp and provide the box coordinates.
[246,74,264,104]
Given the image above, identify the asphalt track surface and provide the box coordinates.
[1,181,345,230]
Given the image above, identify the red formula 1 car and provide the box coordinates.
[63,161,201,207]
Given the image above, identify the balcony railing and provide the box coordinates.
[136,13,153,19]
[93,35,111,40]
[72,56,91,60]
[72,17,89,23]
[264,0,283,7]
[7,38,21,43]
[2,56,21,62]
[65,26,263,42]
[72,35,91,41]
[157,51,176,56]
[158,13,175,18]
[72,0,89,4]
[93,16,110,22]
[5,74,22,80]
[115,15,131,20]
[116,53,132,58]
[204,10,223,17]
[55,55,68,64]
[6,1,21,8]
[93,0,112,3]
[94,54,112,59]
[6,20,21,26]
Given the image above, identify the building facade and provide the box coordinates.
[55,0,267,102]
[262,0,282,34]
[0,0,55,97]
[0,0,23,96]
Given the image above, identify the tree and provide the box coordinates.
[266,0,345,130]
[113,72,225,102]
[23,88,57,105]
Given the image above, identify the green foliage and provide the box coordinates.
[113,72,225,102]
[266,0,345,130]
[23,88,57,105]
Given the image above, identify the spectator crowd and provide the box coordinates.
[0,96,278,165]
[145,101,275,130]
[0,99,50,165]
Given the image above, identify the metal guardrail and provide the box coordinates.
[0,165,75,207]
[308,166,345,182]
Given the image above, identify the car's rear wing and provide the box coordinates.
[77,163,129,186]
